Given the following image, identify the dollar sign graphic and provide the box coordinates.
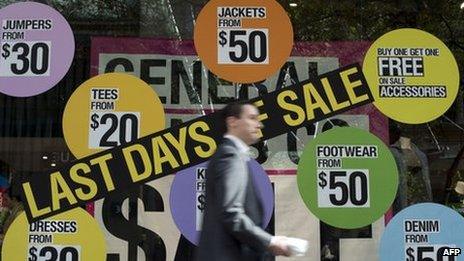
[405,247,415,261]
[318,171,328,189]
[103,185,166,261]
[90,113,100,131]
[218,30,227,47]
[28,246,38,261]
[2,43,10,59]
[197,194,206,212]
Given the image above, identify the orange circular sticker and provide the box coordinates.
[194,0,293,83]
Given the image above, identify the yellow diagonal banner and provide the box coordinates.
[20,64,373,222]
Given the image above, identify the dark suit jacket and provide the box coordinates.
[196,138,272,261]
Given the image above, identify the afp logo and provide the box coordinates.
[442,247,461,257]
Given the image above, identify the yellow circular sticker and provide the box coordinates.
[194,0,293,83]
[2,208,106,261]
[362,29,459,124]
[63,73,165,158]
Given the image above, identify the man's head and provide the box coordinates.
[222,102,263,145]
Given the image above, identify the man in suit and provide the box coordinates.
[196,102,291,261]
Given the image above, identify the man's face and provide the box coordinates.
[229,104,263,145]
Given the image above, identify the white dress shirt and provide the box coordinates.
[224,134,250,160]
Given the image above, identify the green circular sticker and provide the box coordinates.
[363,28,459,124]
[62,73,166,158]
[2,208,106,260]
[297,127,398,229]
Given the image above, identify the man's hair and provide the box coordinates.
[221,101,253,131]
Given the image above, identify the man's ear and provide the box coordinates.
[226,116,237,129]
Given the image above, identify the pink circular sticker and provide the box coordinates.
[0,2,75,97]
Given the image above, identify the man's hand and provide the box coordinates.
[268,236,292,257]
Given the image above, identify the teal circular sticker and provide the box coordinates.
[297,127,398,229]
[379,203,464,261]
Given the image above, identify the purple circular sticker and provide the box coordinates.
[170,159,274,245]
[0,2,75,97]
